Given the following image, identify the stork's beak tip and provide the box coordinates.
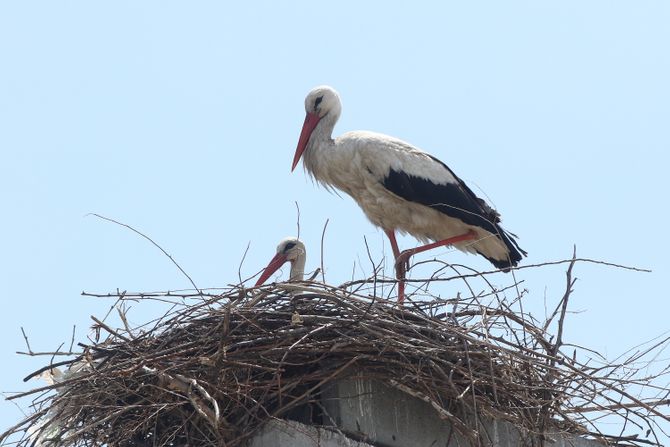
[292,112,320,174]
[255,253,289,287]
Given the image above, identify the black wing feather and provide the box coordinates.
[380,155,526,268]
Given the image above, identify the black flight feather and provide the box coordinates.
[380,155,526,269]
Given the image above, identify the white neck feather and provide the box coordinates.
[289,253,306,281]
[303,112,339,180]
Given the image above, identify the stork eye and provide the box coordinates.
[314,96,324,109]
[283,242,297,252]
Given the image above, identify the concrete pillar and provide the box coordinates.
[249,420,374,447]
[250,377,604,446]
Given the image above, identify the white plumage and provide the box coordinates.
[292,86,526,302]
[255,237,306,286]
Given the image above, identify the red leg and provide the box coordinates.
[397,279,406,304]
[384,229,401,259]
[396,230,478,271]
[384,229,407,304]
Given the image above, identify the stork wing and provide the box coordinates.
[380,152,501,235]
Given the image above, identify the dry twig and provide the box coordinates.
[2,260,667,447]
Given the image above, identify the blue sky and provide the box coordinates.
[1,1,668,441]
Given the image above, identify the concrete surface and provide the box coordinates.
[321,377,604,446]
[250,377,605,446]
[249,419,374,447]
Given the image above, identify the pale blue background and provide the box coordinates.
[1,1,668,442]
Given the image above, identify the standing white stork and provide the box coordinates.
[255,237,306,286]
[291,86,526,303]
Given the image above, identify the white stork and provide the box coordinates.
[255,237,306,286]
[291,86,526,303]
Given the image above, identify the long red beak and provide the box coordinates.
[255,252,289,286]
[291,112,321,172]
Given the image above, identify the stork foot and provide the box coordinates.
[395,250,412,277]
[393,230,478,305]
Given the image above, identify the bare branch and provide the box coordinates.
[87,213,201,293]
[4,255,667,447]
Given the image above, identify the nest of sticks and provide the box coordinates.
[2,257,669,447]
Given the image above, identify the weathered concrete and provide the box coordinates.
[249,419,374,447]
[250,377,605,446]
[321,377,603,447]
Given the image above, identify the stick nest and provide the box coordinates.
[2,261,669,447]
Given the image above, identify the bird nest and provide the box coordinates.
[2,258,669,447]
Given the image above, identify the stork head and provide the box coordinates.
[255,237,306,286]
[292,85,342,171]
